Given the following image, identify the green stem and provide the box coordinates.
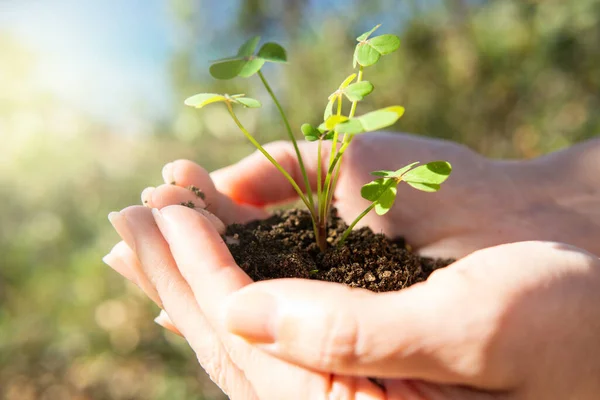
[226,103,316,221]
[338,178,396,247]
[257,70,314,212]
[338,203,376,246]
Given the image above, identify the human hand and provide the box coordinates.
[212,133,600,258]
[223,240,600,399]
[104,161,393,399]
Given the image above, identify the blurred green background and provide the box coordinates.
[1,0,599,398]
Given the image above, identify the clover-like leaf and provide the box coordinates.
[354,43,381,67]
[301,123,321,142]
[237,36,261,57]
[339,73,357,89]
[209,59,247,80]
[324,115,349,130]
[344,81,374,102]
[357,24,382,41]
[361,178,391,201]
[324,97,335,121]
[402,161,452,192]
[238,57,266,77]
[368,34,401,55]
[371,161,419,178]
[402,161,452,184]
[233,97,262,108]
[257,42,287,63]
[335,106,405,134]
[184,93,227,108]
[375,184,397,215]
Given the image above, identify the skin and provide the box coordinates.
[105,133,600,399]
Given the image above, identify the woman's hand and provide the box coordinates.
[105,161,390,399]
[105,158,600,398]
[213,133,600,257]
[223,240,600,399]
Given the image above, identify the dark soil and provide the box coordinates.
[224,208,453,292]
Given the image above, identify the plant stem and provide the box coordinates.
[257,70,314,211]
[226,103,317,221]
[338,178,396,247]
[338,203,375,246]
[325,66,365,220]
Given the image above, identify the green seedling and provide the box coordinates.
[185,24,452,252]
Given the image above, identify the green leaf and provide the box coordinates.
[368,34,400,55]
[324,115,349,130]
[370,170,394,177]
[324,97,335,121]
[375,184,397,215]
[391,161,420,178]
[361,178,389,201]
[402,161,452,185]
[335,106,405,135]
[344,81,374,102]
[210,59,246,80]
[184,93,227,108]
[334,118,363,134]
[355,43,381,67]
[357,24,382,41]
[301,123,321,142]
[238,57,265,77]
[406,182,441,192]
[339,73,357,89]
[257,42,287,63]
[234,97,262,108]
[237,36,261,57]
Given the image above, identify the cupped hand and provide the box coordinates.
[104,160,391,399]
[212,133,600,257]
[224,240,600,399]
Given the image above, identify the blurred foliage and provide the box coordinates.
[1,0,600,398]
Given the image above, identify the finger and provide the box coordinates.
[142,184,207,209]
[115,206,258,399]
[384,379,508,400]
[154,310,183,337]
[102,240,163,308]
[152,205,341,399]
[161,159,267,224]
[222,276,515,389]
[211,140,330,207]
[141,184,226,234]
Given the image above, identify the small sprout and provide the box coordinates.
[209,36,287,80]
[187,185,206,200]
[309,269,319,276]
[187,23,451,253]
[354,25,401,68]
[180,201,196,209]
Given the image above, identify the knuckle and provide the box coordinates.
[316,310,363,371]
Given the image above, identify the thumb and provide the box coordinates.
[223,277,509,388]
[211,140,328,206]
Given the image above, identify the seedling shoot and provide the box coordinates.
[185,24,452,252]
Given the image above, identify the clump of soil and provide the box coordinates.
[224,208,452,292]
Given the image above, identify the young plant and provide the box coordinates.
[185,24,452,252]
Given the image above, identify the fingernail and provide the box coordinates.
[108,212,135,251]
[154,311,182,337]
[141,187,155,207]
[162,163,175,185]
[225,292,277,344]
[102,249,138,284]
[151,208,172,243]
